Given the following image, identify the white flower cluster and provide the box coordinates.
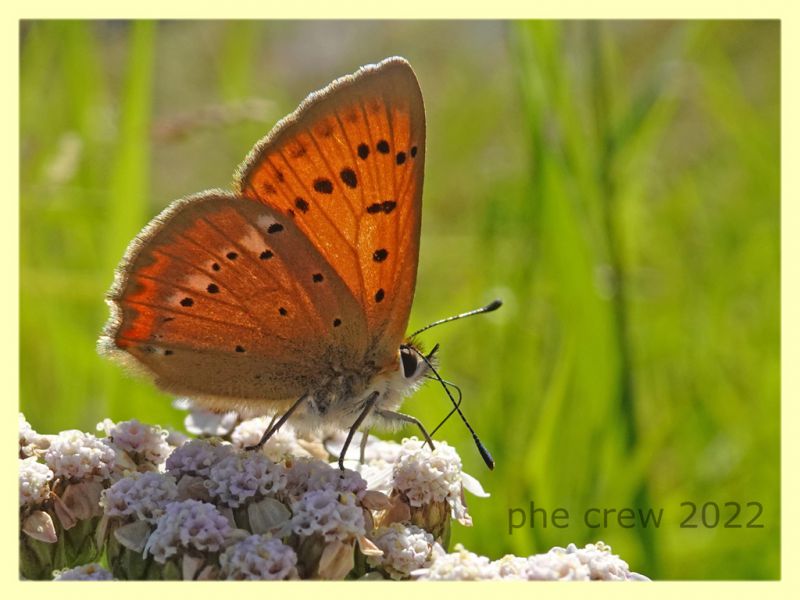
[285,457,367,500]
[144,499,232,563]
[19,413,48,458]
[413,544,492,580]
[291,488,365,542]
[206,453,287,508]
[165,438,234,478]
[19,457,53,508]
[231,418,312,460]
[325,431,401,469]
[176,399,238,437]
[220,534,298,580]
[19,413,35,444]
[230,416,271,449]
[52,563,115,581]
[44,429,115,482]
[360,434,404,466]
[392,437,472,524]
[553,541,650,581]
[414,541,650,581]
[367,523,442,579]
[100,471,178,523]
[23,410,650,582]
[97,418,171,465]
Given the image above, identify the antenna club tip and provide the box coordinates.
[486,299,503,312]
[477,442,495,470]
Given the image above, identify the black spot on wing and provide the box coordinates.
[295,197,309,213]
[313,178,334,194]
[340,168,357,189]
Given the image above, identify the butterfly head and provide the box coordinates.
[399,340,435,383]
[373,340,433,410]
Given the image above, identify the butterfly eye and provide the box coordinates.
[400,346,419,379]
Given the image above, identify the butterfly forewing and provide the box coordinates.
[235,57,425,366]
[101,192,368,405]
[102,57,425,416]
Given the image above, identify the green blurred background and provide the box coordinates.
[19,20,779,579]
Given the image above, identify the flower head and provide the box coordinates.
[19,457,53,508]
[325,430,402,468]
[100,471,178,523]
[550,541,649,581]
[44,430,115,482]
[231,418,313,460]
[392,437,479,525]
[206,452,287,508]
[220,534,298,580]
[173,398,238,436]
[98,418,170,466]
[367,523,441,579]
[165,438,234,478]
[284,457,367,500]
[516,550,589,580]
[491,554,535,579]
[144,499,232,563]
[414,541,650,581]
[53,563,114,581]
[413,543,494,580]
[19,413,35,443]
[291,489,365,542]
[19,413,49,458]
[229,416,270,450]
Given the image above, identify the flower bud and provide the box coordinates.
[316,539,356,580]
[22,510,57,544]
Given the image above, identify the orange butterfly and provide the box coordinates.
[99,57,495,468]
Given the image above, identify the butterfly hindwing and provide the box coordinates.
[235,57,425,367]
[100,191,368,406]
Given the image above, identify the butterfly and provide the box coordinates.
[100,56,495,469]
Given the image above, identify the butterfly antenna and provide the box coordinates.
[409,345,495,470]
[409,299,502,338]
[424,376,463,436]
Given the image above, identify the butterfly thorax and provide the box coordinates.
[306,361,379,418]
[298,343,429,432]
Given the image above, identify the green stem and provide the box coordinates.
[589,22,657,576]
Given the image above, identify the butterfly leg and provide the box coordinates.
[359,427,371,465]
[245,394,308,451]
[266,413,279,434]
[375,409,436,451]
[338,391,380,470]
